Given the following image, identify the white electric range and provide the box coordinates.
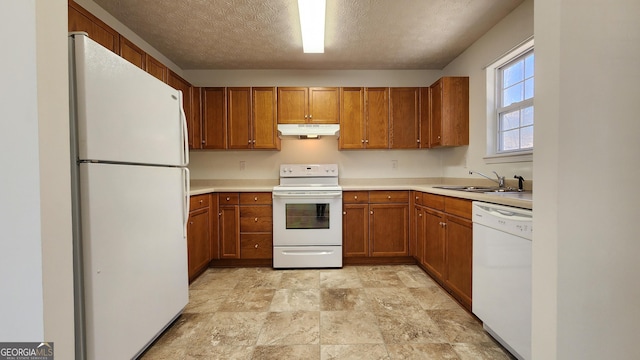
[272,164,343,268]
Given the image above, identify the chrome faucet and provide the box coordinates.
[469,170,505,188]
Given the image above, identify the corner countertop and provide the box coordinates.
[190,178,532,210]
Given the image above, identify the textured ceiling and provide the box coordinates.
[92,0,524,70]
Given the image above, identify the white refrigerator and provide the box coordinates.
[69,33,189,360]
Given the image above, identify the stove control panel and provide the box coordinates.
[280,164,338,177]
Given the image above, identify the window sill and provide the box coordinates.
[484,151,533,164]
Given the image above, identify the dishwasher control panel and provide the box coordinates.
[472,202,532,240]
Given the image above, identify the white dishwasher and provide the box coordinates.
[472,201,532,360]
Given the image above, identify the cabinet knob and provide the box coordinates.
[309,114,312,119]
[254,217,258,222]
[354,195,358,200]
[254,244,259,248]
[415,196,419,200]
[201,140,205,144]
[252,140,256,144]
[189,221,193,225]
[361,139,365,143]
[199,199,203,204]
[304,115,309,119]
[370,211,374,215]
[343,211,346,215]
[365,140,369,143]
[437,136,441,139]
[387,195,391,199]
[248,140,252,144]
[219,212,222,216]
[419,213,422,217]
[254,196,258,201]
[417,139,420,143]
[226,197,230,201]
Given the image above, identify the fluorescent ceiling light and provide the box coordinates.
[298,0,326,53]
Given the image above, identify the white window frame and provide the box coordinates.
[484,38,534,163]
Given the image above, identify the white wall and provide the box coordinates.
[36,0,75,358]
[185,69,447,180]
[440,0,534,182]
[534,0,640,359]
[0,0,44,340]
[0,1,74,358]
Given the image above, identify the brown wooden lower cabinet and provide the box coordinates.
[187,194,212,282]
[412,191,473,310]
[218,193,240,259]
[343,191,410,262]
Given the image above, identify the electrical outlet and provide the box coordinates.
[391,160,398,169]
[239,161,246,171]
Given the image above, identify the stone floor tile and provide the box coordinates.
[270,289,320,312]
[204,312,268,346]
[451,342,514,360]
[321,344,390,360]
[375,309,448,344]
[365,287,423,312]
[256,311,320,345]
[319,268,363,288]
[386,343,460,360]
[320,311,384,345]
[279,270,321,289]
[428,309,494,343]
[408,286,461,310]
[217,288,275,312]
[252,345,320,360]
[185,345,255,359]
[320,288,370,311]
[358,270,405,288]
[184,288,230,314]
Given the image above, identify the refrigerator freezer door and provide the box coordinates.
[73,35,187,166]
[79,163,188,359]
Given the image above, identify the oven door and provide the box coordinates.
[272,190,343,246]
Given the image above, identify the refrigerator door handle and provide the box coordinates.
[182,168,190,239]
[178,90,189,166]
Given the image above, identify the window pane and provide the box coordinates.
[524,53,534,78]
[500,110,520,131]
[501,129,520,151]
[522,106,534,126]
[520,125,534,149]
[503,83,523,107]
[524,78,534,100]
[503,60,524,88]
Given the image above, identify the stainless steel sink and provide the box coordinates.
[432,185,521,193]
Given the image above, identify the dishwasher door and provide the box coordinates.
[472,202,532,360]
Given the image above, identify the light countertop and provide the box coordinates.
[190,178,532,209]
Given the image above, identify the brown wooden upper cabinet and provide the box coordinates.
[339,88,390,149]
[68,0,119,53]
[118,36,146,70]
[227,87,280,150]
[277,87,339,124]
[389,87,420,149]
[202,87,227,149]
[429,77,469,148]
[145,55,168,83]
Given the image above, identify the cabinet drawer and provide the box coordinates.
[241,234,273,259]
[219,192,239,204]
[368,190,409,203]
[240,192,272,205]
[190,194,210,211]
[240,206,273,232]
[413,191,423,205]
[343,191,369,204]
[423,193,444,211]
[444,197,472,219]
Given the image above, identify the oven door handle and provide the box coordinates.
[272,191,343,199]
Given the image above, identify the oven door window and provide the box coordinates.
[285,203,330,229]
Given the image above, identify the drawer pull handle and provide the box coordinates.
[254,244,259,248]
[354,195,358,200]
[254,196,258,201]
[199,199,203,204]
[226,197,230,201]
[387,195,391,199]
[254,217,258,222]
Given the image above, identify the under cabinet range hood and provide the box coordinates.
[277,124,340,139]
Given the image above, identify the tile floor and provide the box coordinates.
[140,265,514,359]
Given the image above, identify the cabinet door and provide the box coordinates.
[369,203,409,257]
[423,208,446,279]
[190,87,202,149]
[252,87,280,150]
[167,71,192,144]
[412,205,426,263]
[429,79,443,147]
[441,77,470,146]
[419,87,431,148]
[227,87,252,149]
[339,87,365,149]
[444,214,473,309]
[309,87,339,124]
[365,87,390,149]
[202,87,227,149]
[219,205,240,259]
[389,87,420,149]
[343,203,369,257]
[119,36,146,70]
[187,208,210,281]
[277,87,307,124]
[68,1,119,53]
[145,55,168,83]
